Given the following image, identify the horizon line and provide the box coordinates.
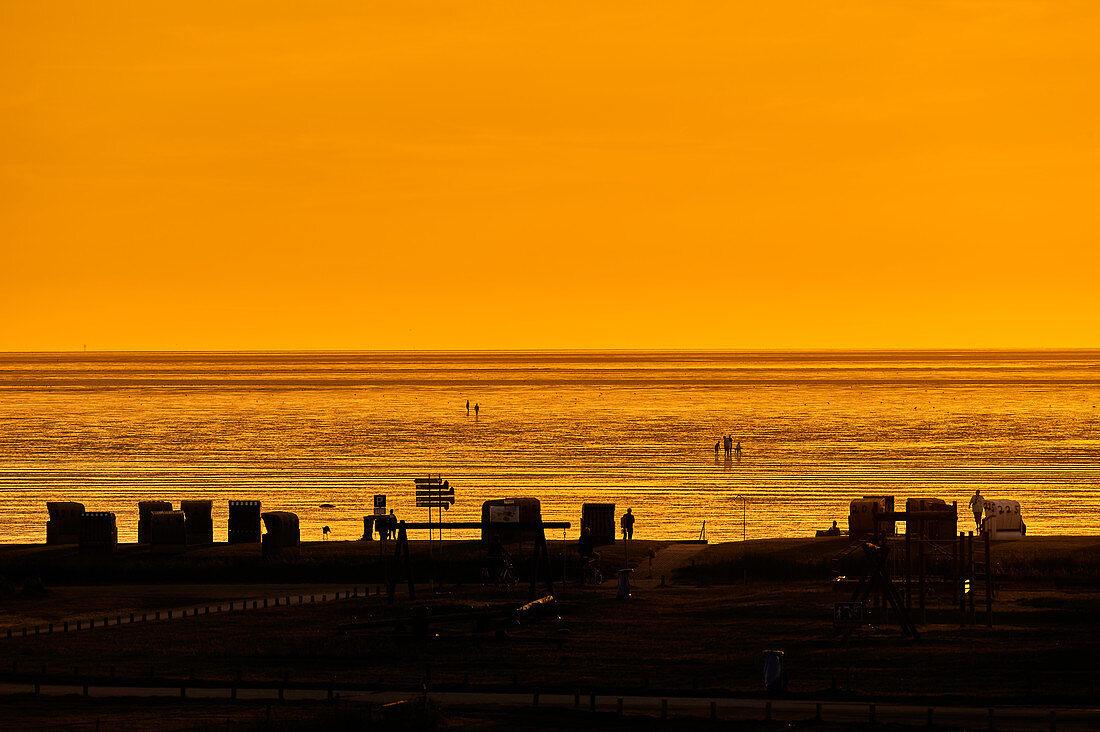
[3,346,1100,355]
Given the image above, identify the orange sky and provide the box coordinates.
[2,1,1098,350]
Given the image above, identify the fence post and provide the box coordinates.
[661,699,668,719]
[710,701,717,720]
[869,703,876,724]
[617,698,623,716]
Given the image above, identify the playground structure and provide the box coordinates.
[384,518,571,603]
[836,495,999,635]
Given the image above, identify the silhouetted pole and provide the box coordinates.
[985,529,993,627]
[968,532,976,623]
[918,536,926,625]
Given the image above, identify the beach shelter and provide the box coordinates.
[46,501,85,544]
[981,499,1026,540]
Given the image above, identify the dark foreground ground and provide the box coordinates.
[1,536,1098,729]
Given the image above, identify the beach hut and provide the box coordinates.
[78,511,117,554]
[581,503,617,546]
[981,499,1026,540]
[261,511,300,557]
[181,500,214,544]
[46,501,85,545]
[150,510,187,545]
[138,501,173,544]
[228,500,262,544]
[903,497,958,540]
[481,497,543,545]
[848,496,895,540]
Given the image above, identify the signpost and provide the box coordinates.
[414,475,456,541]
[373,494,386,516]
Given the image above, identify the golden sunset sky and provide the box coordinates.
[2,1,1098,350]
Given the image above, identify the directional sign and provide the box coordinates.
[416,485,455,509]
[414,475,456,509]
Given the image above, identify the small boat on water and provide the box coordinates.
[319,503,336,509]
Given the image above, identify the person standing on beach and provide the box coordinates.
[714,441,720,457]
[621,507,635,540]
[735,441,742,458]
[466,400,470,416]
[969,489,984,530]
[474,403,480,417]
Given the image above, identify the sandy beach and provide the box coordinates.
[2,535,1098,729]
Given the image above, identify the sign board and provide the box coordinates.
[414,476,455,509]
[489,505,519,523]
[833,602,864,630]
[373,494,386,516]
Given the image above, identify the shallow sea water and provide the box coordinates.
[1,350,1098,543]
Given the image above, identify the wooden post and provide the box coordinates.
[968,532,976,623]
[952,523,959,604]
[985,530,993,627]
[918,536,926,625]
[904,529,912,610]
[959,532,967,626]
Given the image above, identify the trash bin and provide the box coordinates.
[362,515,376,541]
[616,568,633,600]
[763,650,785,692]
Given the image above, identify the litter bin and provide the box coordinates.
[362,515,376,541]
[763,650,785,692]
[616,568,633,600]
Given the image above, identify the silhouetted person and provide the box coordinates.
[714,441,720,457]
[969,489,984,530]
[735,441,742,458]
[824,520,841,536]
[466,400,470,415]
[474,403,480,417]
[382,509,397,539]
[621,507,635,540]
